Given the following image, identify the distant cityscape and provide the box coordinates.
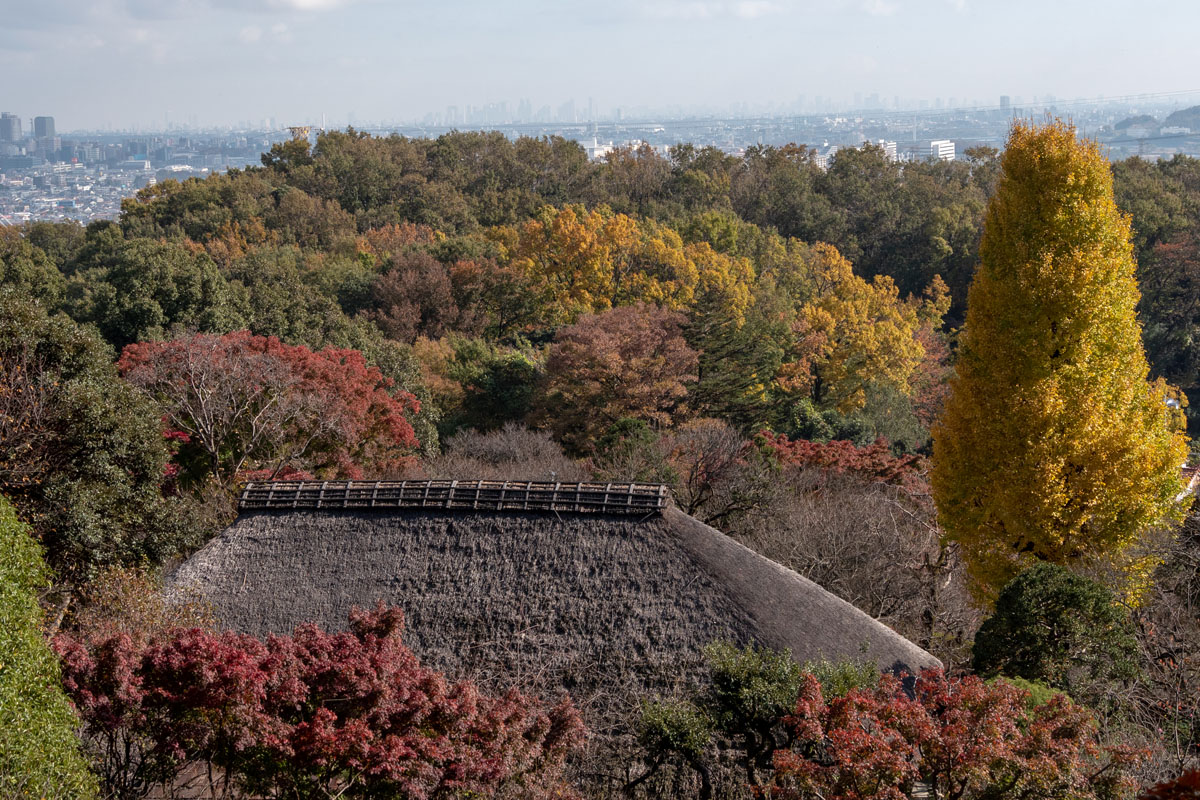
[4,91,1200,226]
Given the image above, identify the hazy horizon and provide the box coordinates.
[2,0,1199,130]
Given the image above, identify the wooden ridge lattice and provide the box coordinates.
[237,480,670,516]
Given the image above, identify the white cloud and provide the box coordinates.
[862,0,897,15]
[642,0,785,19]
[238,25,263,42]
[642,2,722,19]
[262,0,354,9]
[734,1,782,19]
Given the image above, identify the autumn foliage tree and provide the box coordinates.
[119,331,420,485]
[505,205,697,324]
[369,250,459,343]
[760,432,924,493]
[633,648,1135,800]
[55,605,585,800]
[765,670,1140,800]
[1141,771,1200,800]
[539,303,698,452]
[800,243,948,414]
[932,120,1188,598]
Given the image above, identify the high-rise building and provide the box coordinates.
[999,95,1011,112]
[930,139,955,161]
[34,116,54,139]
[0,112,21,142]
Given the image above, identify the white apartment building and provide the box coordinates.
[930,139,955,161]
[813,145,839,170]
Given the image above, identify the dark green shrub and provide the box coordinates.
[973,562,1139,700]
[0,498,97,798]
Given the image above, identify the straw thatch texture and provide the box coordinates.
[170,505,937,711]
[170,503,940,795]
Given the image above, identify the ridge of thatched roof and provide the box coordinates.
[170,501,938,709]
[237,479,670,516]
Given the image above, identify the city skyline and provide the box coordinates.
[6,89,1200,137]
[3,0,1200,130]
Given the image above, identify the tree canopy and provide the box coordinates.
[932,120,1189,598]
[0,294,190,582]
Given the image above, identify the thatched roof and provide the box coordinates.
[170,487,938,727]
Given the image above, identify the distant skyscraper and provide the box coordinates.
[0,112,21,142]
[34,116,54,139]
[999,95,1011,113]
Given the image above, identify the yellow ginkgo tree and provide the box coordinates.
[802,243,948,414]
[932,120,1188,600]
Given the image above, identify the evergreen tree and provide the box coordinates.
[0,294,191,583]
[972,562,1139,701]
[931,120,1187,598]
[0,498,97,798]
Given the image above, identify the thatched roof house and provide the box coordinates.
[171,481,938,725]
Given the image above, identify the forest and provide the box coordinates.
[3,120,1200,799]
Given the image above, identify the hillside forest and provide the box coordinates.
[3,120,1200,799]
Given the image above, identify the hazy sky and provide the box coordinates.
[2,0,1198,130]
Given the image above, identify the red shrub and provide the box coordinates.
[56,606,585,800]
[760,432,925,494]
[1141,772,1200,800]
[764,670,1141,800]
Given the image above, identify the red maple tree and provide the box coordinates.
[119,331,420,484]
[56,606,585,800]
[764,670,1141,800]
